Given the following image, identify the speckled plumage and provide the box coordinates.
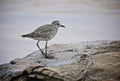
[21,20,65,58]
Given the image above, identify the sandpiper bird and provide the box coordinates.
[21,20,65,58]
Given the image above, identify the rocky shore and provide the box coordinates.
[0,40,120,81]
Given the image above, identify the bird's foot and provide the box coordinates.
[44,53,56,59]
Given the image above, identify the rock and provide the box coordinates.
[0,40,120,81]
[10,58,21,65]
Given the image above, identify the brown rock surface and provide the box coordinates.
[0,40,120,81]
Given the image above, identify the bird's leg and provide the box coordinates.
[45,41,54,59]
[36,40,44,55]
[45,41,48,57]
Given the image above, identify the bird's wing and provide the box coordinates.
[30,25,55,38]
[33,24,50,32]
[33,25,54,34]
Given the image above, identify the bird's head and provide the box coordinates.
[51,20,65,28]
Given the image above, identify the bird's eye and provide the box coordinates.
[56,23,59,25]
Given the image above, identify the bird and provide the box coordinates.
[21,20,65,58]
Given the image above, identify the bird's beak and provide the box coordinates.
[60,25,65,28]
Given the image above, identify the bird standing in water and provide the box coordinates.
[21,20,65,58]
